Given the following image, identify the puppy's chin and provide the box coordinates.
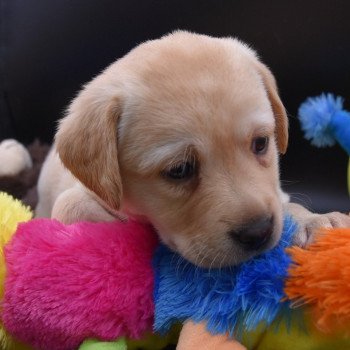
[176,235,281,269]
[159,215,283,269]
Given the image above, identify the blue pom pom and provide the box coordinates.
[153,216,298,336]
[298,93,344,147]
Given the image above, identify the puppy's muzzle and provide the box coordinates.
[230,215,274,251]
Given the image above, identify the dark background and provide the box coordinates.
[1,0,349,212]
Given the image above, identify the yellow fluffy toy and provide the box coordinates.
[0,192,32,350]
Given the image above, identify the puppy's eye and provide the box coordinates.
[252,136,269,155]
[163,161,195,180]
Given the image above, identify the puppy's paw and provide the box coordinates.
[293,211,350,247]
[51,187,123,224]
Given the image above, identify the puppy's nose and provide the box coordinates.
[230,216,274,251]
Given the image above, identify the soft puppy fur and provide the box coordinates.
[36,31,346,268]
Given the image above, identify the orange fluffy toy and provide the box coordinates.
[285,227,350,332]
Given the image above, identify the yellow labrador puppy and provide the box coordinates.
[36,31,350,268]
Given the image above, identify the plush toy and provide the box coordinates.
[298,93,350,193]
[154,219,350,349]
[1,192,350,350]
[3,218,157,350]
[0,140,32,178]
[0,192,178,350]
[0,192,32,350]
[0,139,50,208]
[285,227,350,332]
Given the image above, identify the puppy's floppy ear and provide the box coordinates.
[55,81,123,210]
[256,62,289,154]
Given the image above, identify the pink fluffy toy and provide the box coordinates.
[2,219,157,350]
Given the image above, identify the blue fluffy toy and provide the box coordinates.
[154,216,298,336]
[298,93,350,192]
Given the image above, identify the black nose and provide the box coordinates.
[229,216,274,251]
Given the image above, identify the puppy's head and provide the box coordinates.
[56,31,288,267]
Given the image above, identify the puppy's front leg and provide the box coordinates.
[52,186,123,224]
[284,202,350,247]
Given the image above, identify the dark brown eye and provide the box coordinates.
[163,161,195,180]
[252,136,269,155]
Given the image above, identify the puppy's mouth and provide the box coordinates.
[129,206,283,268]
[155,228,179,251]
[160,214,282,268]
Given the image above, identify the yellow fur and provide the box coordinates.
[0,192,32,350]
